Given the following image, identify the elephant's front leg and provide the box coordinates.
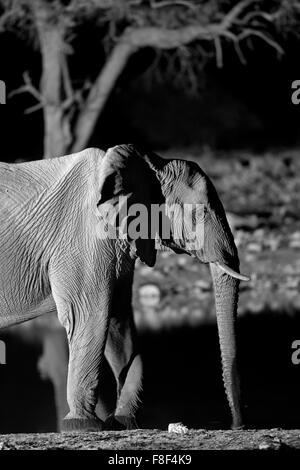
[50,271,112,432]
[104,317,143,430]
[101,271,142,430]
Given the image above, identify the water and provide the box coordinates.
[1,312,300,433]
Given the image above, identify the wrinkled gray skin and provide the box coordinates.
[0,144,247,431]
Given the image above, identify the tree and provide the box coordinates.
[0,0,296,157]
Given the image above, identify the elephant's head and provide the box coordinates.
[98,144,249,428]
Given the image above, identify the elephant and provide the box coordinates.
[0,143,249,432]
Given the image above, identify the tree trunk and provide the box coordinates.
[33,1,67,158]
[71,40,133,153]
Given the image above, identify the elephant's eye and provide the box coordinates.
[191,208,197,224]
[191,205,207,223]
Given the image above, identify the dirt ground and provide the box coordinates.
[0,428,300,450]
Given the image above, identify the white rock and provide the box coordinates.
[168,423,189,434]
[259,442,271,450]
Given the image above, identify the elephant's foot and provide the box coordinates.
[61,416,103,432]
[104,414,139,430]
[231,422,245,430]
[231,414,244,430]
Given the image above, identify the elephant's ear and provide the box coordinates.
[97,144,163,267]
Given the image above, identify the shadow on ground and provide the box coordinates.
[0,312,300,433]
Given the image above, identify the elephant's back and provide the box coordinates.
[0,149,104,217]
[0,161,49,209]
[0,157,73,214]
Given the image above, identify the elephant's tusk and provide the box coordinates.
[215,262,250,282]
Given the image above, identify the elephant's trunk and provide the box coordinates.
[209,262,243,428]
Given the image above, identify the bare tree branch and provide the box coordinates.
[223,31,247,65]
[24,102,44,114]
[214,36,223,68]
[234,7,285,25]
[9,71,43,102]
[220,0,259,30]
[121,0,280,50]
[149,0,198,11]
[238,28,284,55]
